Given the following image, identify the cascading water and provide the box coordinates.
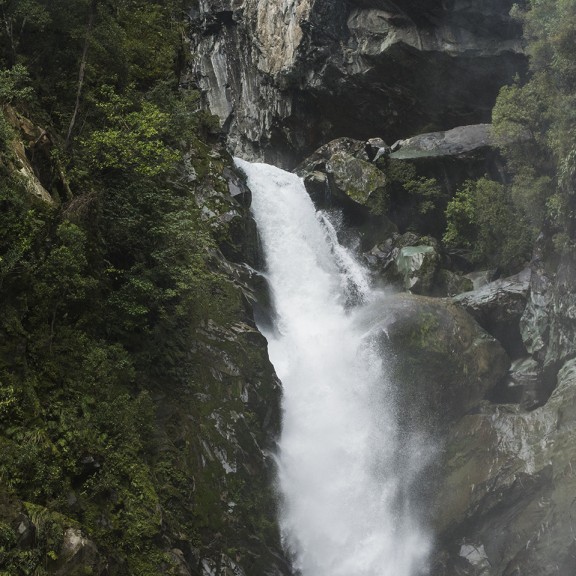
[235,158,431,576]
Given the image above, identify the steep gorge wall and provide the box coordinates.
[191,0,526,164]
[190,2,576,575]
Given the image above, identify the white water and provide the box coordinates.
[235,158,430,576]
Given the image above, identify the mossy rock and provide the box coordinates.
[364,293,510,429]
[325,151,387,207]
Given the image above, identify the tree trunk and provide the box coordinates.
[65,0,97,149]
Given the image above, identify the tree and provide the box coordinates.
[443,178,534,271]
[0,0,50,65]
[81,85,179,176]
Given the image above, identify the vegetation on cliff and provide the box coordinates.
[0,1,281,575]
[444,0,576,269]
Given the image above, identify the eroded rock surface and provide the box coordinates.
[192,0,526,162]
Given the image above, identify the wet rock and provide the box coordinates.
[453,268,530,358]
[296,137,385,207]
[434,358,576,576]
[465,270,499,291]
[296,138,397,249]
[326,151,387,206]
[363,293,509,428]
[365,232,423,274]
[395,245,440,295]
[438,269,475,297]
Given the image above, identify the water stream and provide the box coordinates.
[235,158,430,576]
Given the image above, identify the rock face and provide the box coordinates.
[520,245,576,392]
[191,0,525,162]
[3,106,60,205]
[434,358,576,576]
[190,4,576,575]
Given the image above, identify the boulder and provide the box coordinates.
[390,124,494,161]
[362,293,509,429]
[296,138,397,249]
[365,232,472,296]
[395,245,440,294]
[433,358,576,576]
[382,124,507,203]
[326,151,387,205]
[453,268,531,358]
[295,137,386,208]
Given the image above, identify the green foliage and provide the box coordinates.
[0,1,281,574]
[0,64,33,105]
[492,0,576,247]
[81,86,179,176]
[0,0,51,64]
[379,158,445,234]
[0,64,33,151]
[443,178,534,271]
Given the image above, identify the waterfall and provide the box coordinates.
[235,158,431,576]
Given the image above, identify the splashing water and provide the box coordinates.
[235,158,430,576]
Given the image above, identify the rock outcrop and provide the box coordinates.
[2,106,63,205]
[191,0,525,162]
[434,358,576,576]
[390,124,495,161]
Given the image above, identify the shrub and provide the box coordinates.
[443,178,534,271]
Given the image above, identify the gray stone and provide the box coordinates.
[365,137,390,161]
[434,358,576,576]
[395,245,439,294]
[54,528,104,576]
[453,268,531,358]
[365,233,471,296]
[390,124,494,161]
[465,270,498,291]
[191,0,526,161]
[499,356,542,409]
[520,246,576,384]
[295,138,397,249]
